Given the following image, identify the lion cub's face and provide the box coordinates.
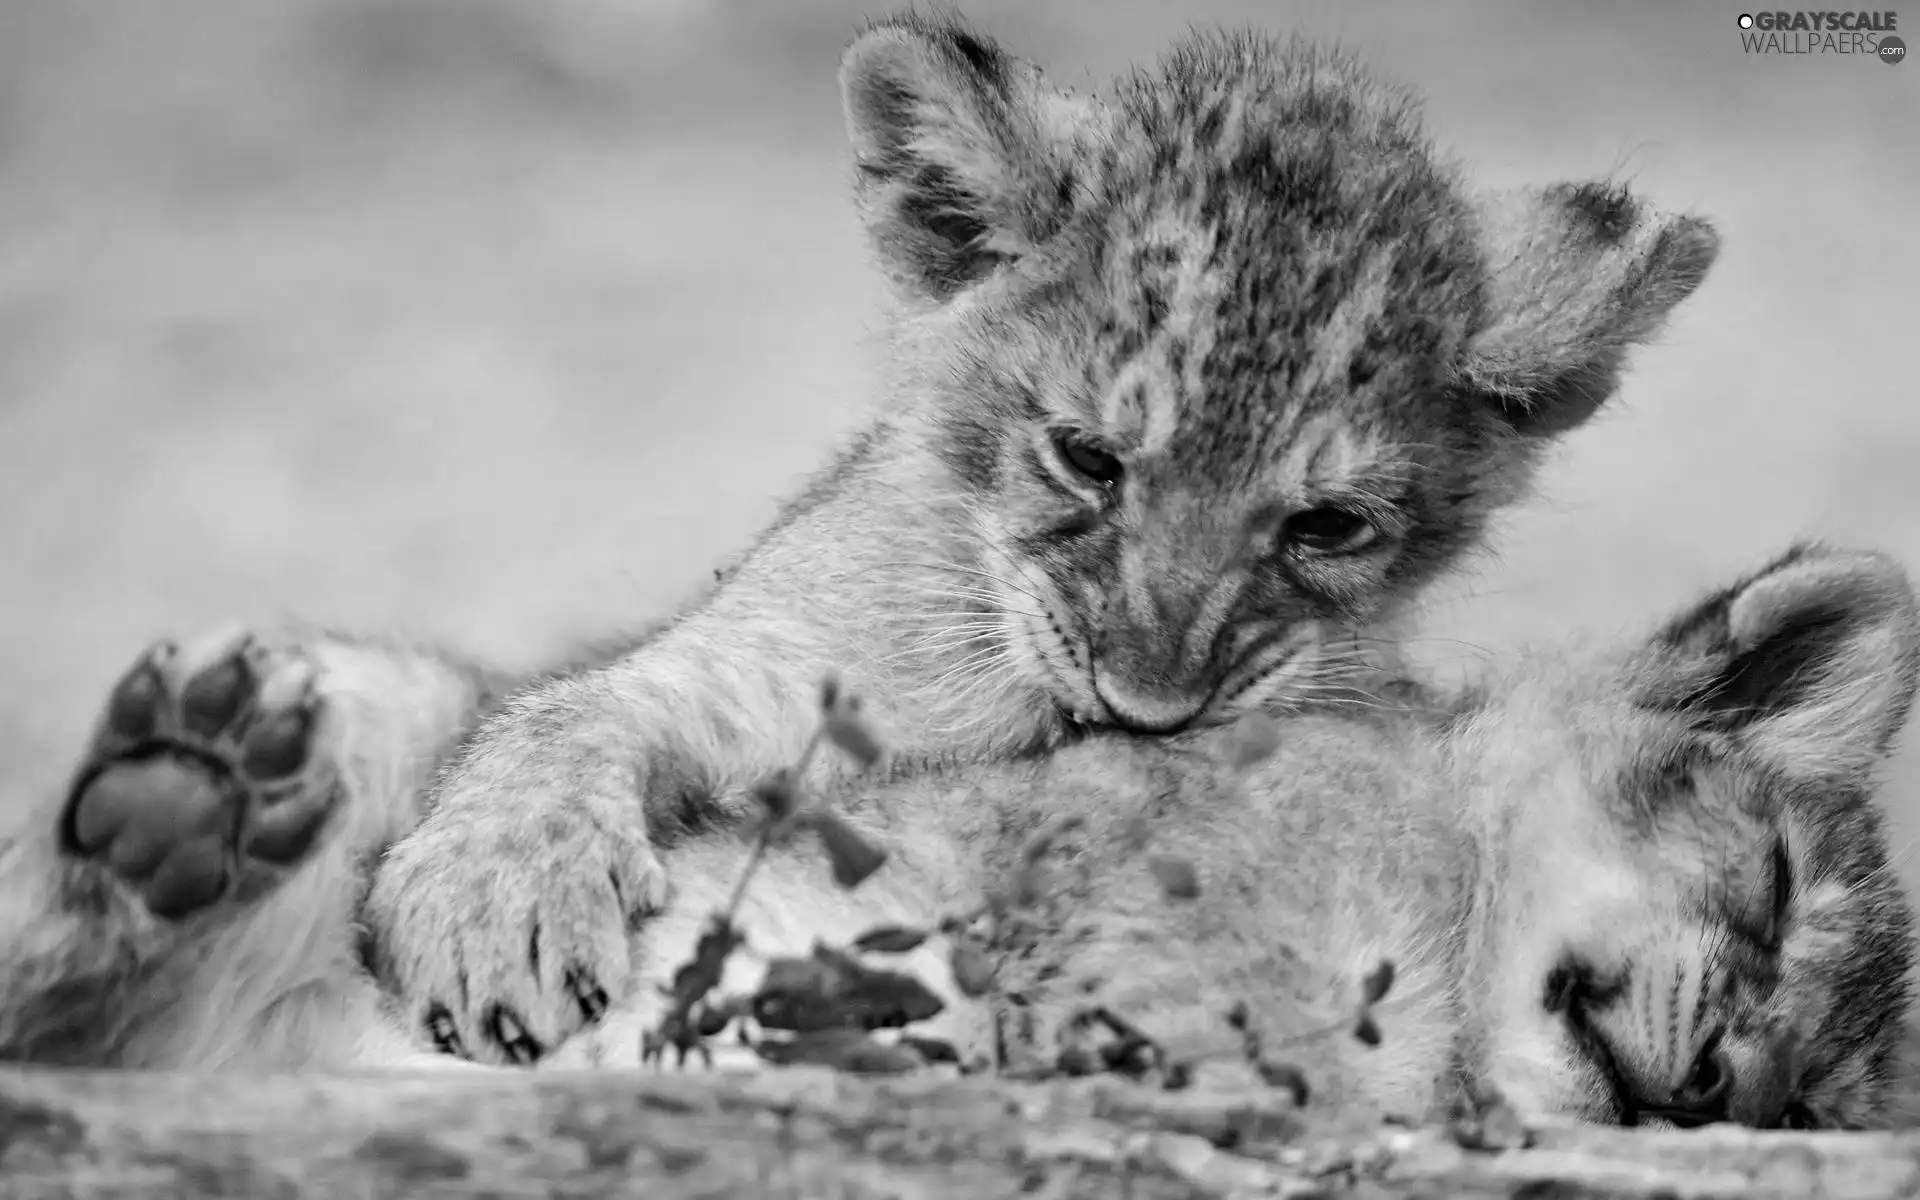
[1467,545,1919,1129]
[837,17,1717,732]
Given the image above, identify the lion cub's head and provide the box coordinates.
[1462,544,1919,1129]
[836,15,1718,734]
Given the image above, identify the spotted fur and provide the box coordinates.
[0,13,1719,1070]
[846,18,1720,732]
[555,543,1919,1129]
[1457,544,1919,1128]
[2,546,1910,1133]
[357,14,1724,1065]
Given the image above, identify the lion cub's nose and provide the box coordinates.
[1090,678,1208,733]
[1624,1032,1734,1128]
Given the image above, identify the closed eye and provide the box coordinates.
[1727,832,1795,952]
[1764,834,1793,950]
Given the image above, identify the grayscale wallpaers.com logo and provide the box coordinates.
[1737,11,1905,61]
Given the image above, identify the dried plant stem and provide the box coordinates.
[790,725,827,780]
[722,727,829,922]
[723,831,773,924]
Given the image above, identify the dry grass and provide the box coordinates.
[0,0,1914,924]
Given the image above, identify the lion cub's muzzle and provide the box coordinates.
[1089,677,1210,734]
[1548,958,1818,1130]
[1086,613,1269,735]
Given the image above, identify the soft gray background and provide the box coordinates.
[1,0,1914,889]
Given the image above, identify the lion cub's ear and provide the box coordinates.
[838,15,1096,303]
[1640,543,1920,784]
[1460,182,1720,437]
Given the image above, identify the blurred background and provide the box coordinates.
[0,0,1914,882]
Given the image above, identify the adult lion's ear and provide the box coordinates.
[839,14,1096,303]
[1459,181,1720,438]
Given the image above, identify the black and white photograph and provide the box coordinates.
[0,1,1914,1194]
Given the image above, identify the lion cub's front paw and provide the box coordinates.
[365,791,669,1067]
[61,630,340,920]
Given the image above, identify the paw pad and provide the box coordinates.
[61,631,341,920]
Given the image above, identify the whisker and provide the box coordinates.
[942,668,1023,715]
[939,647,1012,681]
[1347,633,1500,659]
[899,608,1045,627]
[875,637,1013,675]
[862,616,1013,668]
[879,582,1011,605]
[863,560,1052,608]
[1831,834,1920,901]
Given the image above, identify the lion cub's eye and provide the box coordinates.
[1050,430,1123,487]
[1281,506,1377,554]
[1727,834,1795,951]
[1763,834,1793,950]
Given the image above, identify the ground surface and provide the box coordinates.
[0,3,1914,890]
[8,1063,1920,1198]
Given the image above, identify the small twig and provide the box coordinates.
[645,677,895,1071]
[723,827,774,924]
[791,724,829,782]
[721,724,828,923]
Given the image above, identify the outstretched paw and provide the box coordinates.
[60,630,341,920]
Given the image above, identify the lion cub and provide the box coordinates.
[366,12,1723,1066]
[558,542,1917,1131]
[0,544,1911,1131]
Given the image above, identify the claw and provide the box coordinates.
[567,965,611,1023]
[485,1004,545,1065]
[425,1003,468,1058]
